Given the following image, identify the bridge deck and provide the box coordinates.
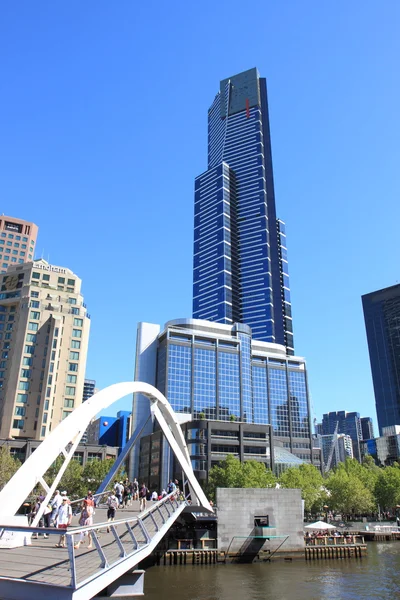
[0,502,163,589]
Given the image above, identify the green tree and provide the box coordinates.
[82,458,124,493]
[0,447,21,491]
[278,463,326,513]
[207,454,276,500]
[374,465,400,511]
[44,456,84,499]
[325,463,375,514]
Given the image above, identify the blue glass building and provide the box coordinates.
[362,284,400,435]
[134,320,313,466]
[193,68,294,354]
[321,411,362,462]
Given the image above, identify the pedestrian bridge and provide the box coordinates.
[0,382,212,599]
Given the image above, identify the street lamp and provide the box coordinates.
[323,504,329,523]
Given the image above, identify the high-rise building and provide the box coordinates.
[132,319,313,478]
[0,216,38,273]
[317,432,354,471]
[193,68,294,354]
[0,259,90,440]
[83,379,96,402]
[362,284,400,434]
[360,416,374,441]
[321,411,362,462]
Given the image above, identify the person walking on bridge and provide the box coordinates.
[106,491,119,532]
[55,497,72,548]
[139,483,149,512]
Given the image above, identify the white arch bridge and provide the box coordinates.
[0,382,213,600]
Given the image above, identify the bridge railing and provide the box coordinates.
[0,492,186,590]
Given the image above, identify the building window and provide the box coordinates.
[31,301,39,308]
[30,311,40,320]
[42,413,48,424]
[42,274,50,281]
[20,369,31,378]
[65,386,76,396]
[28,322,38,331]
[13,419,24,429]
[71,340,80,349]
[58,277,65,284]
[72,328,82,338]
[16,393,27,403]
[64,399,74,408]
[69,363,78,372]
[67,374,77,383]
[24,345,34,354]
[67,279,75,287]
[31,291,39,298]
[73,318,83,327]
[71,307,79,315]
[32,272,40,280]
[15,406,26,416]
[69,351,79,360]
[68,298,77,305]
[41,426,46,436]
[18,381,29,390]
[62,411,71,420]
[26,333,36,343]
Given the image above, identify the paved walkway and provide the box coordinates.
[0,501,162,587]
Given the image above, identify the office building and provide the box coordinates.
[362,284,400,434]
[132,318,312,478]
[321,411,362,462]
[86,410,131,453]
[0,438,117,466]
[361,426,400,466]
[0,216,38,274]
[0,259,90,440]
[193,68,294,354]
[360,416,374,441]
[316,433,353,471]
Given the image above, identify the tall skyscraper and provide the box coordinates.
[0,259,90,440]
[321,411,362,462]
[193,68,294,354]
[362,284,400,434]
[0,215,38,273]
[360,416,374,441]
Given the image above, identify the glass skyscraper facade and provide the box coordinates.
[136,319,313,463]
[321,411,362,462]
[362,284,400,435]
[193,68,294,354]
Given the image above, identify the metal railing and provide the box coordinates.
[0,492,186,591]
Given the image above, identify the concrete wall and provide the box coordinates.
[216,488,304,552]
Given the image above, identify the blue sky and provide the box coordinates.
[1,1,399,426]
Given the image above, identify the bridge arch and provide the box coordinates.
[0,381,211,522]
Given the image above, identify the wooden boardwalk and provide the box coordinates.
[0,503,160,588]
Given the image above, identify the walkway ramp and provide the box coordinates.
[0,494,185,600]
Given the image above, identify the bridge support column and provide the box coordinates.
[97,570,145,598]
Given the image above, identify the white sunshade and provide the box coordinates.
[304,520,336,530]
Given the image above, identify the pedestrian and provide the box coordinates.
[31,497,49,539]
[50,490,62,525]
[74,499,94,550]
[151,490,158,501]
[139,483,149,512]
[106,491,119,532]
[55,497,72,548]
[114,481,124,508]
[167,480,176,495]
[132,478,139,501]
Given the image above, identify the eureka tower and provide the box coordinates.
[193,68,294,354]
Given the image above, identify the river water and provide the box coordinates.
[141,544,400,600]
